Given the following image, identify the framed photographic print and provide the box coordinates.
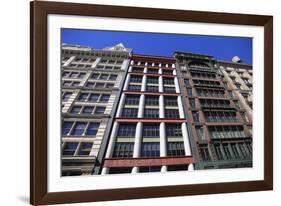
[30,1,273,205]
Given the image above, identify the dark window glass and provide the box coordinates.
[167,142,185,156]
[62,122,73,135]
[199,144,211,161]
[70,106,82,114]
[147,77,158,84]
[99,74,109,80]
[95,83,105,88]
[214,143,224,160]
[128,85,141,91]
[223,144,232,159]
[144,108,159,118]
[125,95,139,105]
[109,74,117,80]
[167,165,188,171]
[192,111,200,122]
[86,82,94,88]
[164,97,178,106]
[78,143,92,155]
[146,85,159,92]
[164,87,176,93]
[100,94,110,102]
[121,108,138,118]
[139,166,161,173]
[91,73,99,79]
[130,76,142,83]
[63,143,78,155]
[163,78,174,85]
[147,69,158,74]
[88,94,99,102]
[141,142,160,157]
[71,122,87,135]
[145,96,159,106]
[117,124,136,137]
[109,167,132,174]
[78,93,88,101]
[113,143,134,158]
[132,67,143,73]
[82,106,93,114]
[166,124,182,137]
[62,92,72,101]
[165,109,180,119]
[85,123,100,136]
[143,124,159,138]
[162,69,173,75]
[95,107,105,114]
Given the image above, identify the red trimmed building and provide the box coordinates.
[101,54,195,174]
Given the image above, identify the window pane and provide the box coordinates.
[85,123,100,136]
[63,143,78,155]
[78,143,93,155]
[71,122,87,135]
[62,122,73,135]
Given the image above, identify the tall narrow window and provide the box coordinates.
[199,144,211,161]
[141,142,160,157]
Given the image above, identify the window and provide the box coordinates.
[125,95,140,105]
[163,78,174,85]
[231,143,240,158]
[165,109,180,118]
[146,85,159,92]
[78,93,88,101]
[164,96,178,106]
[128,85,141,91]
[117,124,136,137]
[145,96,159,105]
[62,92,72,101]
[162,69,173,75]
[147,77,158,84]
[147,68,158,74]
[72,122,87,135]
[100,94,110,102]
[167,142,185,156]
[192,111,200,122]
[199,144,211,161]
[105,83,114,88]
[238,142,249,158]
[144,108,159,118]
[109,74,117,80]
[130,76,143,83]
[88,94,99,102]
[208,126,246,139]
[139,166,161,173]
[189,98,196,109]
[122,108,138,118]
[132,67,143,73]
[112,142,134,158]
[70,106,82,114]
[63,143,78,155]
[141,142,160,157]
[164,86,176,93]
[167,165,188,171]
[95,83,105,88]
[82,106,94,114]
[91,73,99,79]
[143,124,159,138]
[85,122,100,136]
[86,82,94,88]
[78,143,93,155]
[166,124,182,137]
[214,143,224,160]
[195,126,206,140]
[62,122,73,135]
[222,143,232,159]
[185,79,190,86]
[99,74,109,80]
[109,167,132,174]
[95,107,105,114]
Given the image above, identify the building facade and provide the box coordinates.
[61,43,132,176]
[99,54,195,174]
[174,52,252,169]
[60,43,253,176]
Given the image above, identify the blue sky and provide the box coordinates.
[62,29,252,64]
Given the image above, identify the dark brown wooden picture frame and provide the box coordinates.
[30,1,273,205]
